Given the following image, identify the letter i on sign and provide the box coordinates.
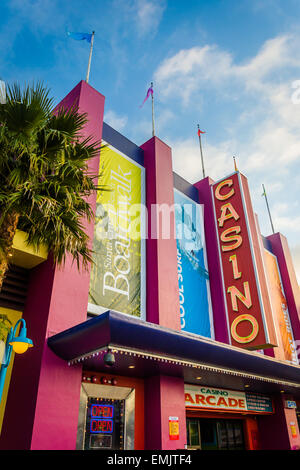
[229,254,242,279]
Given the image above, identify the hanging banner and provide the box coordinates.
[212,172,273,350]
[264,249,298,364]
[89,145,145,319]
[174,190,213,338]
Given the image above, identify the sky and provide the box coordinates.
[1,0,300,282]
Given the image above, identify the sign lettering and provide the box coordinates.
[212,172,270,349]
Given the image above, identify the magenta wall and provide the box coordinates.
[144,375,187,450]
[194,177,229,343]
[141,137,186,449]
[141,137,181,331]
[267,233,300,344]
[0,81,105,450]
[257,394,300,450]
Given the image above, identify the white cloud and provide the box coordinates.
[104,110,128,132]
[170,137,236,183]
[155,45,233,105]
[155,34,300,281]
[154,34,300,104]
[155,34,300,181]
[135,0,167,36]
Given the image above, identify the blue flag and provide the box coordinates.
[67,32,92,43]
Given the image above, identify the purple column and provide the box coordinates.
[0,81,105,450]
[144,375,187,450]
[141,137,186,450]
[258,394,300,450]
[266,233,300,345]
[141,137,181,331]
[194,177,229,343]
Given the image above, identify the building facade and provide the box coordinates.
[0,80,300,451]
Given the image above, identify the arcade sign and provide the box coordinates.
[185,385,274,414]
[212,172,273,349]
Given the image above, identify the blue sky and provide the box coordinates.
[2,0,300,281]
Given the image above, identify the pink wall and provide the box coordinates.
[194,177,229,343]
[0,81,105,450]
[141,137,181,331]
[144,375,187,450]
[141,138,186,449]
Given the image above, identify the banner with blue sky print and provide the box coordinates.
[174,189,214,338]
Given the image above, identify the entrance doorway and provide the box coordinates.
[76,383,135,450]
[84,397,125,450]
[187,417,245,450]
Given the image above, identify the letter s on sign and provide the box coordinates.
[220,226,242,252]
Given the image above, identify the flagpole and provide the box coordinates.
[151,82,155,137]
[233,156,238,172]
[197,124,205,179]
[262,183,275,234]
[86,31,95,84]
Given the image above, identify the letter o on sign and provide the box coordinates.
[231,314,259,344]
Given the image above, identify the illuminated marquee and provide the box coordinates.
[212,172,271,349]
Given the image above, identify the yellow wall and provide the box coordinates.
[12,230,48,269]
[0,306,22,434]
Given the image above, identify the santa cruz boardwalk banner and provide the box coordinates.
[174,189,214,338]
[88,144,146,319]
[212,172,275,350]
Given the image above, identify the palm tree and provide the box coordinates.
[0,82,103,293]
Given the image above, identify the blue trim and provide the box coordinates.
[102,122,144,166]
[262,235,273,253]
[47,311,300,386]
[173,172,199,202]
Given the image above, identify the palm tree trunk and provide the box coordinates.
[0,212,19,291]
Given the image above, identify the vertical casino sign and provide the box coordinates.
[212,172,275,349]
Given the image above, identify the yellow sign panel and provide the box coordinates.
[89,145,145,318]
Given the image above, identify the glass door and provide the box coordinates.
[216,419,245,450]
[186,418,201,449]
[187,417,245,450]
[199,419,218,450]
[84,398,125,450]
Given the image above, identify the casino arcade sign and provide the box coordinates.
[212,172,275,350]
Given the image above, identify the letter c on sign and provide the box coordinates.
[206,395,216,406]
[215,179,234,201]
[231,314,259,344]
